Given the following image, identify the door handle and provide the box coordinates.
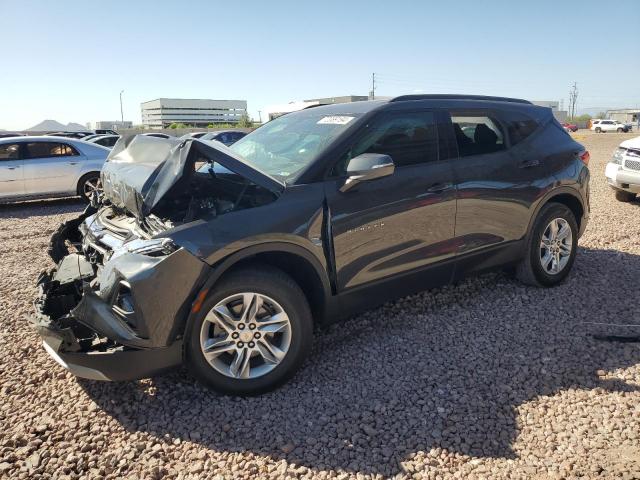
[6,166,19,170]
[68,162,79,165]
[519,159,541,168]
[426,182,453,193]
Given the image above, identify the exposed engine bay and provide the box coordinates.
[150,167,278,225]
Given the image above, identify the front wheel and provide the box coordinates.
[617,128,624,133]
[615,190,636,202]
[187,265,313,395]
[516,203,578,287]
[595,127,602,133]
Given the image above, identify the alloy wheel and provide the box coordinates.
[83,177,102,200]
[199,292,292,379]
[539,217,573,275]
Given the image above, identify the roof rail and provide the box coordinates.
[389,94,532,105]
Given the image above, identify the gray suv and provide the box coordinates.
[33,95,590,394]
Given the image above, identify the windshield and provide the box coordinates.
[226,111,359,181]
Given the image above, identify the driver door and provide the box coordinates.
[0,142,24,198]
[325,110,457,293]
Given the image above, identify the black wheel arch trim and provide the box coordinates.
[182,241,333,345]
[525,186,586,242]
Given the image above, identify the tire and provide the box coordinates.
[186,265,313,395]
[615,190,636,202]
[77,172,102,203]
[617,128,624,133]
[595,127,601,133]
[516,203,578,287]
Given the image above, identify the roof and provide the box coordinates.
[285,94,538,118]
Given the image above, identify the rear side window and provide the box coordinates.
[334,111,438,174]
[0,143,20,160]
[24,142,79,159]
[96,136,118,147]
[451,114,505,157]
[499,110,539,145]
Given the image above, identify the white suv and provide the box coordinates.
[592,119,630,133]
[605,136,640,202]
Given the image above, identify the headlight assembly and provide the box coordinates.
[125,238,177,257]
[611,148,625,165]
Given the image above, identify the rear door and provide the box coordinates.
[325,109,457,293]
[22,141,86,195]
[447,108,545,272]
[0,142,24,198]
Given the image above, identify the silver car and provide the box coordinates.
[0,136,110,203]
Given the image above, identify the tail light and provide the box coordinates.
[579,150,590,166]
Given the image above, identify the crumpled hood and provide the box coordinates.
[101,135,284,218]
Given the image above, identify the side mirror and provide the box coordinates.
[340,153,395,192]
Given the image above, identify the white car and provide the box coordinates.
[591,119,630,133]
[0,136,109,203]
[605,136,640,202]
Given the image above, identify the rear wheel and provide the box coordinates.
[615,190,636,202]
[617,128,624,133]
[516,203,578,287]
[187,265,313,395]
[77,172,102,203]
[595,127,602,133]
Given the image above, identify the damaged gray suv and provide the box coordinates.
[34,95,590,394]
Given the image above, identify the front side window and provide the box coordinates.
[0,143,20,160]
[451,114,505,157]
[24,142,79,159]
[230,110,359,181]
[333,111,438,175]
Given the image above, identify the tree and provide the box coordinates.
[237,114,253,128]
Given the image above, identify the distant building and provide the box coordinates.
[264,95,368,121]
[263,101,320,121]
[531,100,568,122]
[140,98,247,129]
[606,109,640,125]
[93,120,133,130]
[304,95,369,105]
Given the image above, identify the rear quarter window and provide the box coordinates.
[499,110,539,146]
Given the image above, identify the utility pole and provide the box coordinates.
[568,82,578,120]
[258,110,262,123]
[371,73,376,100]
[119,90,125,125]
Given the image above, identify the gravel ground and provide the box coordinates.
[1,131,639,479]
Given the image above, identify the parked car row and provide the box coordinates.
[180,130,247,146]
[0,136,108,202]
[0,128,250,203]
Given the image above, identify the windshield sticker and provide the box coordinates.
[317,116,355,125]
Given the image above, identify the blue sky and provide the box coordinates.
[1,0,638,129]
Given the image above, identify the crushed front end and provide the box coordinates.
[32,135,281,381]
[33,205,209,381]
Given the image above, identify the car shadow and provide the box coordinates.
[79,247,640,477]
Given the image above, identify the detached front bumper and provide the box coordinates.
[33,264,183,381]
[605,162,640,194]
